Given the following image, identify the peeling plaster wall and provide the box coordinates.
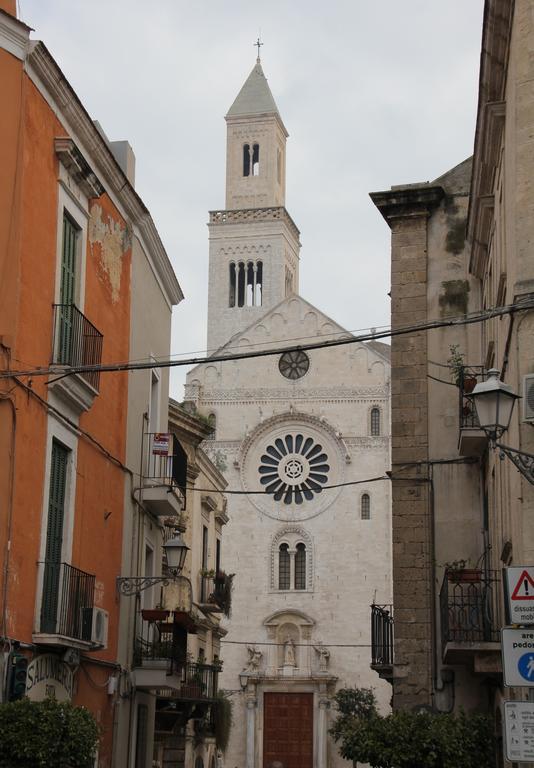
[88,202,130,304]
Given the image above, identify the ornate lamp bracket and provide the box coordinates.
[496,443,534,486]
[116,576,170,597]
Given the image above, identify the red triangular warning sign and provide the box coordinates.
[511,570,534,600]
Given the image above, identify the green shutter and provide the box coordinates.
[41,441,69,633]
[58,213,78,363]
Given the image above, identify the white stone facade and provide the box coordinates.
[186,59,392,768]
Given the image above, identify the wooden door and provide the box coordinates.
[263,692,313,768]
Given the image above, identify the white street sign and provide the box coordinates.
[502,628,534,687]
[504,702,534,761]
[505,566,534,625]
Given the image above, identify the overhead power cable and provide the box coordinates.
[1,298,531,382]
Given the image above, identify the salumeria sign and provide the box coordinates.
[25,654,74,701]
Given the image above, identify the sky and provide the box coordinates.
[20,0,484,399]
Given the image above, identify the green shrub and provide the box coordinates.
[0,697,99,768]
[330,687,496,768]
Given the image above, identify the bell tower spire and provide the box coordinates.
[206,56,301,352]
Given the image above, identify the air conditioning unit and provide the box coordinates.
[524,374,534,422]
[81,607,109,649]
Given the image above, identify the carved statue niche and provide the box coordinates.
[278,622,299,669]
[313,642,330,672]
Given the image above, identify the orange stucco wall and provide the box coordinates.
[1,56,131,767]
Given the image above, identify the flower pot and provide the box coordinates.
[463,376,478,394]
[141,609,170,622]
[447,568,481,583]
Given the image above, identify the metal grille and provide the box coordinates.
[440,570,500,645]
[40,562,95,641]
[52,303,103,390]
[371,604,394,668]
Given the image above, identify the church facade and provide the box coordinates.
[185,57,392,768]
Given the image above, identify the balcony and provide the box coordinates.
[440,569,501,670]
[370,604,394,680]
[33,562,96,650]
[133,610,219,698]
[199,572,233,617]
[457,366,487,456]
[50,303,103,412]
[141,432,186,517]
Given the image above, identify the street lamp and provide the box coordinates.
[471,369,534,484]
[239,671,250,691]
[116,531,190,596]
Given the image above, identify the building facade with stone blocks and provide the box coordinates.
[185,57,392,768]
[371,0,534,749]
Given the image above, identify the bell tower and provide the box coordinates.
[207,56,301,352]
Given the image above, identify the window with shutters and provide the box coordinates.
[41,440,69,633]
[57,213,80,365]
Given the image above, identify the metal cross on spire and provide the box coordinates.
[254,36,263,62]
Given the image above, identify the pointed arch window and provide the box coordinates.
[295,543,306,590]
[252,144,260,176]
[361,493,371,520]
[279,544,290,590]
[243,144,250,177]
[370,407,381,436]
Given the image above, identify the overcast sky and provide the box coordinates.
[21,0,484,399]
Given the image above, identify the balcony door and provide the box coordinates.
[58,212,78,364]
[41,440,69,633]
[263,693,313,768]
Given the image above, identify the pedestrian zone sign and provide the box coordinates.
[504,701,534,761]
[504,566,534,625]
[502,628,534,687]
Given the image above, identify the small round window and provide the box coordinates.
[279,350,310,380]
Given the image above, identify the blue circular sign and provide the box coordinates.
[517,653,534,681]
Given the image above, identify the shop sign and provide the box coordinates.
[25,654,74,702]
[152,433,170,456]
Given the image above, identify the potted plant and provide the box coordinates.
[141,608,170,622]
[200,568,215,578]
[447,344,477,391]
[445,559,481,583]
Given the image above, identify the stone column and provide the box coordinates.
[266,626,277,675]
[245,692,257,768]
[317,697,330,768]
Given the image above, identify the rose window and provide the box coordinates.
[279,350,310,380]
[258,434,330,505]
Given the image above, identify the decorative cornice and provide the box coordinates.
[195,386,389,402]
[370,185,444,226]
[209,206,300,243]
[55,138,105,198]
[25,42,183,306]
[0,8,30,60]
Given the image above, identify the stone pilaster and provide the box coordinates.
[371,185,443,709]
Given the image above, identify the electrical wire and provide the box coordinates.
[2,297,533,382]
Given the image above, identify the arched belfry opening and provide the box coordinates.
[243,144,250,177]
[252,144,260,175]
[228,260,262,308]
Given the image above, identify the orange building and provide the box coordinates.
[0,3,182,765]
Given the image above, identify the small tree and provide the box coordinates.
[330,687,496,768]
[0,697,99,768]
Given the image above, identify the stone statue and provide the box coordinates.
[313,642,330,672]
[244,645,262,673]
[283,636,296,666]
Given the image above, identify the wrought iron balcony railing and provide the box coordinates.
[199,572,233,617]
[370,604,394,669]
[39,561,95,641]
[440,569,500,647]
[143,432,187,495]
[52,303,103,390]
[458,366,486,429]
